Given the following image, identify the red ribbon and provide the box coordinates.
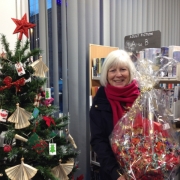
[0,76,25,91]
[133,113,169,137]
[42,116,56,127]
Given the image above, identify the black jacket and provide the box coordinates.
[90,86,123,180]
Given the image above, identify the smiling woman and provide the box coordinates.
[90,49,140,180]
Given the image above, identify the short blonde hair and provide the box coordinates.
[100,49,136,86]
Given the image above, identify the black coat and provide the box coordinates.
[90,86,123,180]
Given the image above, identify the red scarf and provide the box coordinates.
[105,80,140,126]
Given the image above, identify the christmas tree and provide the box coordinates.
[0,14,79,180]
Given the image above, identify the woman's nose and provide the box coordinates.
[116,70,122,76]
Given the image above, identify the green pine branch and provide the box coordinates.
[0,34,12,59]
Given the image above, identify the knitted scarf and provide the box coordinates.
[105,80,140,126]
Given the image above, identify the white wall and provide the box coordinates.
[0,0,29,51]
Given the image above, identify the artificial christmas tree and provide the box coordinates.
[0,14,79,180]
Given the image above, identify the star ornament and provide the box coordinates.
[11,13,36,40]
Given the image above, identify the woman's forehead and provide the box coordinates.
[109,62,128,68]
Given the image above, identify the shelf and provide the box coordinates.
[158,77,180,82]
[92,76,100,80]
[158,63,180,82]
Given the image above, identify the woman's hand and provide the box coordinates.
[117,175,126,180]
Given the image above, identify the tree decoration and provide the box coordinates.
[49,143,56,155]
[32,141,48,154]
[11,13,36,40]
[42,97,54,107]
[8,103,32,129]
[45,88,51,99]
[33,93,42,107]
[42,116,56,127]
[3,144,12,153]
[0,109,8,122]
[15,133,48,154]
[30,56,49,78]
[14,134,28,143]
[65,129,77,149]
[32,107,39,118]
[27,133,48,154]
[15,62,26,76]
[0,76,25,92]
[5,158,38,180]
[51,159,74,180]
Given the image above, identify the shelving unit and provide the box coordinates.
[158,63,180,82]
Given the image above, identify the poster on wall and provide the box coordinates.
[124,30,161,53]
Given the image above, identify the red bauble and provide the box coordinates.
[3,145,12,153]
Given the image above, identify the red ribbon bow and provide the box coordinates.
[42,116,56,127]
[0,76,25,91]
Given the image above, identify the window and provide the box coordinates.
[28,0,63,112]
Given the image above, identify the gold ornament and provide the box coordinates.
[30,56,49,77]
[14,134,28,142]
[5,158,37,180]
[51,159,74,180]
[8,103,32,129]
[65,129,77,149]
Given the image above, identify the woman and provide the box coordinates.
[90,49,140,180]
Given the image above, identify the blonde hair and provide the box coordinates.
[100,49,136,86]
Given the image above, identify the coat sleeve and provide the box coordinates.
[90,104,123,180]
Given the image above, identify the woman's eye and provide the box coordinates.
[109,69,116,72]
[121,68,127,71]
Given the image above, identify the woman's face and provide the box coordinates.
[107,64,130,87]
